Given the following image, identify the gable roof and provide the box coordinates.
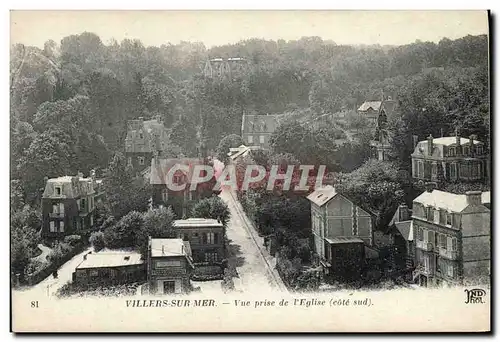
[306,185,339,207]
[241,114,287,133]
[358,101,382,112]
[395,221,413,242]
[150,158,206,185]
[43,175,95,199]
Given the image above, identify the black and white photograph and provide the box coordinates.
[9,9,491,332]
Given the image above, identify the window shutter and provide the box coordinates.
[447,236,452,250]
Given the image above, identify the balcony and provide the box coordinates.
[416,240,434,252]
[438,248,458,260]
[49,212,64,218]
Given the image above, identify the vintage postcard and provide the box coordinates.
[10,10,491,333]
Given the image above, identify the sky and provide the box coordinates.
[10,10,489,48]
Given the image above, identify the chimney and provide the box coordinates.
[469,134,476,155]
[455,129,461,152]
[44,176,49,184]
[466,191,482,206]
[90,169,96,180]
[440,128,444,138]
[427,134,433,155]
[412,135,419,149]
[77,171,83,179]
[425,182,436,193]
[399,204,410,222]
[83,254,87,261]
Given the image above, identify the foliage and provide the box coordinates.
[103,211,145,249]
[47,242,74,264]
[63,235,82,247]
[191,196,231,227]
[136,207,176,257]
[89,231,106,252]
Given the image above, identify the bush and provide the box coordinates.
[64,235,82,246]
[89,231,106,252]
[24,259,49,276]
[47,242,74,264]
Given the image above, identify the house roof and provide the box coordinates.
[395,221,413,242]
[325,236,364,244]
[306,185,339,207]
[358,101,382,112]
[150,158,206,185]
[43,175,95,199]
[412,136,484,159]
[76,251,143,269]
[413,190,486,213]
[173,218,223,229]
[150,238,191,258]
[125,117,169,154]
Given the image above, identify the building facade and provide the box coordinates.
[307,185,375,277]
[411,134,488,184]
[149,158,218,218]
[357,98,398,125]
[124,116,170,173]
[241,114,286,150]
[73,250,145,287]
[412,189,490,287]
[41,171,101,239]
[173,218,225,264]
[147,238,194,295]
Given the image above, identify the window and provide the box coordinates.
[49,221,56,232]
[202,233,208,244]
[183,234,189,241]
[427,230,434,246]
[138,156,145,165]
[477,146,483,155]
[417,161,424,179]
[55,187,61,196]
[77,199,81,210]
[433,209,440,224]
[448,147,455,157]
[463,146,470,155]
[214,233,219,244]
[248,135,253,144]
[431,163,437,177]
[446,213,453,226]
[418,227,424,241]
[259,135,265,144]
[460,164,470,178]
[162,189,168,202]
[204,252,218,263]
[81,198,86,211]
[59,221,65,233]
[450,163,457,180]
[76,218,81,231]
[127,157,132,166]
[207,232,215,244]
[139,132,144,139]
[90,270,99,277]
[471,163,481,178]
[447,236,457,252]
[447,264,454,278]
[439,234,447,249]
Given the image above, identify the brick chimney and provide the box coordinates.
[412,135,419,149]
[469,134,477,155]
[466,191,482,206]
[398,204,410,221]
[425,182,436,193]
[427,134,433,155]
[455,129,461,155]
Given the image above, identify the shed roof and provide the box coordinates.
[150,238,191,258]
[76,251,143,269]
[173,218,223,229]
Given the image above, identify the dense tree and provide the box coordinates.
[215,134,244,163]
[136,207,176,257]
[191,196,231,227]
[103,211,144,249]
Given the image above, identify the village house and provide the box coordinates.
[241,113,286,150]
[147,238,194,295]
[72,250,145,287]
[357,97,398,125]
[411,186,490,287]
[41,171,101,239]
[411,133,489,184]
[124,115,170,173]
[149,157,218,218]
[203,57,248,79]
[307,185,375,282]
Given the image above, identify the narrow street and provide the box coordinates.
[220,188,287,293]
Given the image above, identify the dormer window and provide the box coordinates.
[138,156,145,165]
[463,146,470,155]
[54,186,61,196]
[448,147,455,157]
[477,145,483,155]
[139,131,144,139]
[446,212,453,226]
